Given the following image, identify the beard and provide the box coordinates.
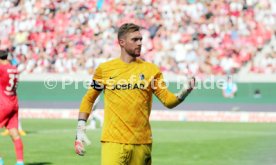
[125,47,141,57]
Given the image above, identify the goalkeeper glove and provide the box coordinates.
[75,120,91,156]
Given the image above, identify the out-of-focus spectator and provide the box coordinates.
[222,75,238,98]
[250,39,276,74]
[254,89,262,99]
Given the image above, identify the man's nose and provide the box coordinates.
[137,40,142,46]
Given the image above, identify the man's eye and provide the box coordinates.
[133,38,142,41]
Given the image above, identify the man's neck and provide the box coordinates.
[0,60,9,64]
[120,52,136,64]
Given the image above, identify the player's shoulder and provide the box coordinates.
[138,59,160,72]
[0,63,16,71]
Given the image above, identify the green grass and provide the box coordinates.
[1,120,276,165]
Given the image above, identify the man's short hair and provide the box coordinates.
[0,50,8,60]
[118,23,140,40]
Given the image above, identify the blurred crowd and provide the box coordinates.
[0,0,275,75]
[250,38,276,74]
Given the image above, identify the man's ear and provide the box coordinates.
[119,38,125,47]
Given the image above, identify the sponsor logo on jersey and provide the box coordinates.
[111,83,145,90]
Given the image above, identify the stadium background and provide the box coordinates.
[1,0,276,164]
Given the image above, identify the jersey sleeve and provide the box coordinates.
[152,71,181,109]
[79,66,104,114]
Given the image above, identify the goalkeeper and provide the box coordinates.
[74,23,195,165]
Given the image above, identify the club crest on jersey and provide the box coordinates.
[139,73,145,80]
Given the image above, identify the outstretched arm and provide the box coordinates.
[153,72,195,109]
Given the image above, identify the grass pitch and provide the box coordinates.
[1,120,276,165]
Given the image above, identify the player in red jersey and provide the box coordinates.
[0,50,24,165]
